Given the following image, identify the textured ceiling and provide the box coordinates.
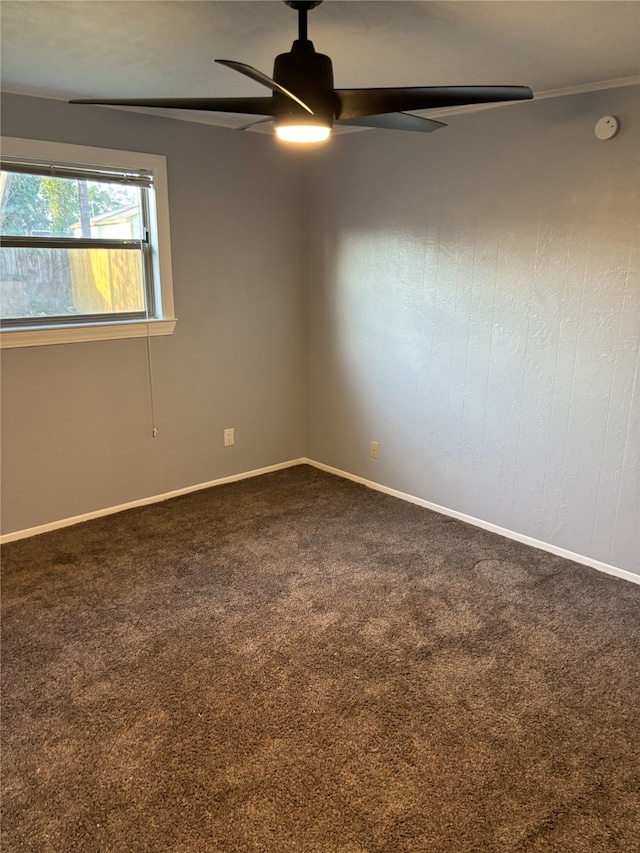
[1,1,639,128]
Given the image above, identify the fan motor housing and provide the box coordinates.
[273,41,336,128]
[274,41,334,92]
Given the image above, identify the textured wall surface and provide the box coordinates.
[2,89,639,577]
[306,87,639,575]
[1,94,306,534]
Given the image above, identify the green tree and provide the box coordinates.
[1,171,137,237]
[40,176,79,235]
[0,173,49,235]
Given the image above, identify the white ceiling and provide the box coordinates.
[1,1,639,129]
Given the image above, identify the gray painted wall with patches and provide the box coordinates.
[2,87,638,577]
[306,86,639,575]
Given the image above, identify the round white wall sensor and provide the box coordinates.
[595,116,620,140]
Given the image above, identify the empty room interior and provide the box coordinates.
[1,1,639,850]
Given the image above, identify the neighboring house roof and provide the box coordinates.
[70,204,138,232]
[88,204,138,225]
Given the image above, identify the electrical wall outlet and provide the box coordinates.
[224,428,235,447]
[370,441,379,459]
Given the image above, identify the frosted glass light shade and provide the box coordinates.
[275,125,331,143]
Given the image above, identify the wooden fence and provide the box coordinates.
[68,249,143,313]
[0,247,143,318]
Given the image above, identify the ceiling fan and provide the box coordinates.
[71,0,534,143]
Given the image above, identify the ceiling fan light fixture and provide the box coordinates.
[275,123,331,143]
[69,0,534,140]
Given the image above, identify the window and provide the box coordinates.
[0,138,175,348]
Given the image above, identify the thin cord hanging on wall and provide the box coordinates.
[145,320,158,439]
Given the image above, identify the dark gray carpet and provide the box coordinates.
[2,465,639,852]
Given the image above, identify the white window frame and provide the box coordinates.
[0,137,176,348]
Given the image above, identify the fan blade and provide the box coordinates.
[235,117,274,132]
[336,86,533,120]
[215,60,314,114]
[69,97,274,115]
[338,113,446,133]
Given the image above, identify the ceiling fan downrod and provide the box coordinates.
[284,0,323,43]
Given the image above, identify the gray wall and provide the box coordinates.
[2,88,638,577]
[306,87,639,575]
[1,94,306,533]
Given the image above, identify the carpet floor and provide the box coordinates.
[2,465,639,852]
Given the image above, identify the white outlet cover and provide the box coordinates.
[594,116,620,141]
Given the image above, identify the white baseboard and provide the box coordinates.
[0,458,307,544]
[3,456,638,587]
[305,459,640,586]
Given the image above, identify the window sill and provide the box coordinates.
[0,318,177,349]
